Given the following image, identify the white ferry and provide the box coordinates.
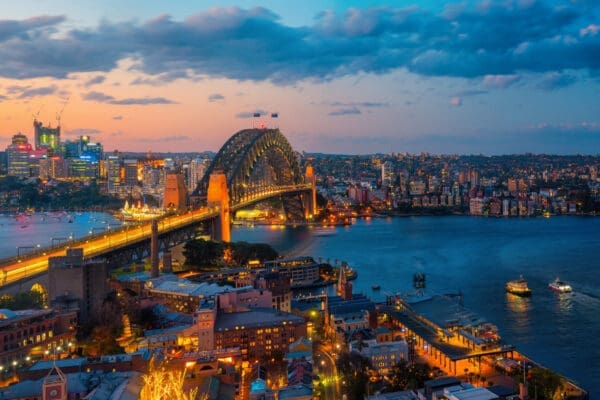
[548,277,572,293]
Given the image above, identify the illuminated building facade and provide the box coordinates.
[6,134,32,178]
[123,159,139,188]
[214,308,306,361]
[188,157,210,193]
[0,308,76,368]
[34,120,60,155]
[106,155,121,193]
[264,257,320,288]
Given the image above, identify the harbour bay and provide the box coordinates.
[1,212,597,395]
[232,216,600,396]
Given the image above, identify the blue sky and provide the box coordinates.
[0,0,599,154]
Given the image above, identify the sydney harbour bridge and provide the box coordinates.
[0,128,317,294]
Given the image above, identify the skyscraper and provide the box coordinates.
[106,155,122,193]
[123,159,139,187]
[188,157,210,193]
[6,133,32,178]
[34,120,60,155]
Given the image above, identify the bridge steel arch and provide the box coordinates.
[196,128,303,204]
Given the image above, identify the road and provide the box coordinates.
[315,345,341,400]
[0,207,218,287]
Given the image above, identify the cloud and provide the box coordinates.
[449,97,462,107]
[130,70,200,86]
[6,85,30,94]
[65,128,102,136]
[138,135,190,143]
[0,15,65,41]
[537,72,577,91]
[328,107,361,116]
[482,75,521,89]
[17,85,57,98]
[323,101,389,108]
[84,75,105,87]
[454,90,488,97]
[0,4,599,83]
[208,93,225,102]
[236,109,267,118]
[113,115,123,120]
[0,94,7,101]
[82,91,177,105]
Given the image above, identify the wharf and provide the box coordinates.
[379,294,588,399]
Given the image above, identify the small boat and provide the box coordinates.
[506,275,532,296]
[372,285,381,290]
[548,277,572,293]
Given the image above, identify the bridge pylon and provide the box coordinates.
[303,164,317,219]
[207,171,231,242]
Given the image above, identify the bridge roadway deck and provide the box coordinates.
[0,207,218,288]
[0,184,311,288]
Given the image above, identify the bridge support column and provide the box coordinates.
[151,220,159,278]
[207,172,231,242]
[303,164,317,219]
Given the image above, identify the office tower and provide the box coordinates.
[34,120,60,155]
[6,133,32,178]
[188,157,210,193]
[123,159,139,187]
[106,155,122,193]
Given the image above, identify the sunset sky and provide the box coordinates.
[0,0,599,154]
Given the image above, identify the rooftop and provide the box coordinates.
[215,308,304,331]
[405,295,487,330]
[0,308,55,327]
[278,384,313,399]
[149,280,234,297]
[327,293,375,315]
[366,390,418,400]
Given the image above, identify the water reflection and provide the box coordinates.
[505,292,532,314]
[504,292,533,337]
[554,292,574,314]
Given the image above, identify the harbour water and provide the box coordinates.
[232,216,600,396]
[0,213,597,394]
[0,212,123,257]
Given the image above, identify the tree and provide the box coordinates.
[388,359,431,391]
[0,290,45,310]
[183,238,224,268]
[140,359,202,400]
[183,239,278,269]
[337,352,372,400]
[527,367,563,400]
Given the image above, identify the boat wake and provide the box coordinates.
[570,291,600,308]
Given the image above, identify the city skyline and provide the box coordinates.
[1,0,599,155]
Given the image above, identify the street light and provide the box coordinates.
[52,237,68,247]
[16,245,35,258]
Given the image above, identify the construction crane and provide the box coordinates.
[56,97,69,127]
[32,104,44,122]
